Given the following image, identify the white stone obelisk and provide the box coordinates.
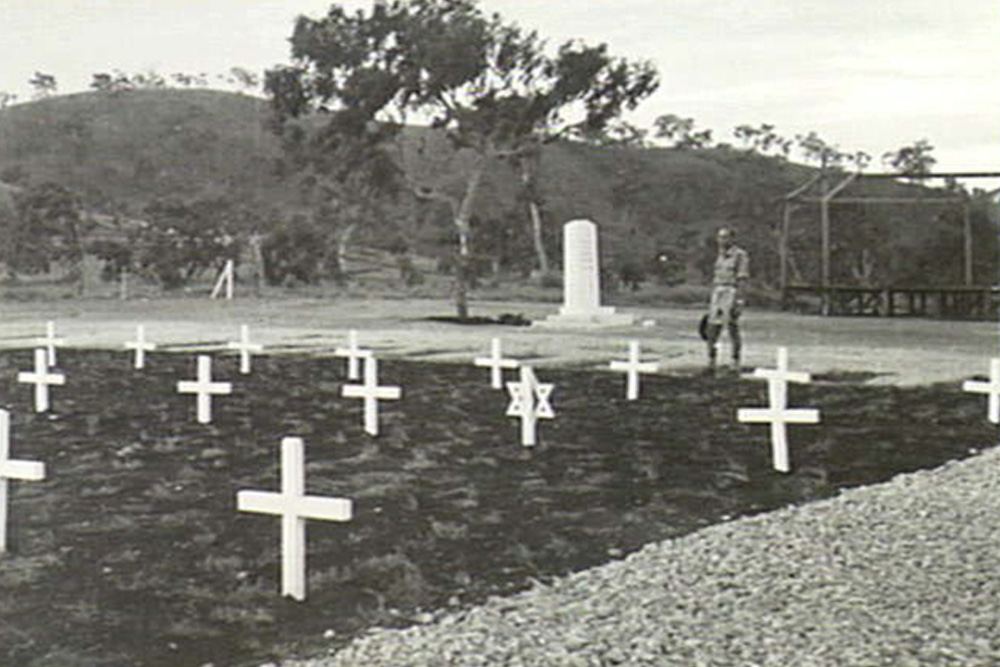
[537,220,634,327]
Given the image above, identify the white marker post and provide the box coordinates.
[38,321,65,368]
[237,437,353,601]
[17,349,66,413]
[609,340,659,401]
[177,355,232,424]
[474,337,519,389]
[0,409,46,554]
[505,366,555,447]
[737,347,819,473]
[962,358,1000,424]
[228,324,263,375]
[342,357,401,436]
[124,324,157,370]
[210,259,235,300]
[334,330,372,381]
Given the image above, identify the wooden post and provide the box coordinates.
[820,195,831,315]
[818,172,858,316]
[780,202,792,306]
[963,202,973,286]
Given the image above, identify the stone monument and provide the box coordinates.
[536,219,634,327]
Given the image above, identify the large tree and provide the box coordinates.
[882,139,936,180]
[265,0,658,317]
[9,182,88,292]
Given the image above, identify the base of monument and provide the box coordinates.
[533,310,636,329]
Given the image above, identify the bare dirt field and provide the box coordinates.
[0,295,995,386]
[1,294,997,666]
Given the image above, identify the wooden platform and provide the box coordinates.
[783,285,1000,320]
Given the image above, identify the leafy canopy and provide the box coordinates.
[265,0,659,157]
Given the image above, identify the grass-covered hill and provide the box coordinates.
[0,88,994,289]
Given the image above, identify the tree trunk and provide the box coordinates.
[519,157,550,275]
[248,232,265,297]
[335,222,358,282]
[453,160,486,319]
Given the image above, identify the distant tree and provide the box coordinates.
[882,139,936,179]
[266,0,658,317]
[578,120,649,148]
[170,72,197,87]
[794,131,853,171]
[653,114,713,149]
[0,91,16,109]
[11,182,88,291]
[90,73,114,92]
[847,150,872,172]
[132,198,242,289]
[733,123,792,158]
[228,67,261,95]
[129,70,167,89]
[90,71,133,94]
[260,213,329,285]
[28,72,57,99]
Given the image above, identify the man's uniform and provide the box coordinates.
[709,245,749,326]
[704,240,749,372]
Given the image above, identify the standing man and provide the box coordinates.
[703,226,749,375]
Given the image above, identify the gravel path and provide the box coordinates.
[287,444,1000,667]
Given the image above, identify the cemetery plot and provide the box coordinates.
[0,348,993,667]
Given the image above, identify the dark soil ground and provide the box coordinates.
[0,349,994,667]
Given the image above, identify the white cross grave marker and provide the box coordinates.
[237,437,353,601]
[474,337,519,389]
[38,321,65,367]
[124,324,157,370]
[506,365,555,447]
[341,356,401,436]
[737,347,819,473]
[334,330,372,380]
[962,358,1000,424]
[609,340,659,400]
[17,349,66,413]
[228,324,263,375]
[0,409,46,554]
[177,355,232,424]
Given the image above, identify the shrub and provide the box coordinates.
[261,215,328,286]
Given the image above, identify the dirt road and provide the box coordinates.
[0,296,995,385]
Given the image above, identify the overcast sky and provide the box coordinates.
[1,0,997,180]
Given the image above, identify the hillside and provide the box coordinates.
[0,88,994,289]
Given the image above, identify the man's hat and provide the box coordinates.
[698,313,710,341]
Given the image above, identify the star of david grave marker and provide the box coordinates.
[342,356,401,436]
[18,349,65,413]
[334,330,372,380]
[506,365,555,447]
[177,355,232,424]
[228,324,263,375]
[474,337,519,389]
[962,358,1000,424]
[237,437,353,601]
[124,324,157,370]
[737,347,820,473]
[537,220,634,327]
[609,340,658,400]
[0,409,46,554]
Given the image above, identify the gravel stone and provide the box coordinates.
[284,446,1000,666]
